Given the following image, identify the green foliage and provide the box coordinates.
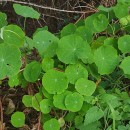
[11,112,25,128]
[43,118,60,130]
[2,1,130,129]
[13,4,40,19]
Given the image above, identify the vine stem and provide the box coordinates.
[2,0,97,14]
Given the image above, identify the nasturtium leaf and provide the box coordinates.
[42,69,68,94]
[53,91,71,110]
[42,58,54,72]
[32,93,42,111]
[113,3,129,18]
[0,12,7,28]
[84,106,104,125]
[22,95,33,107]
[85,13,99,33]
[65,92,84,112]
[13,4,40,19]
[60,23,76,37]
[3,25,25,47]
[93,14,109,32]
[0,44,21,79]
[94,45,119,75]
[33,26,48,37]
[23,61,41,82]
[43,118,60,130]
[11,112,25,128]
[57,34,93,64]
[120,56,130,75]
[40,99,53,114]
[8,75,19,87]
[98,5,113,12]
[118,35,130,53]
[75,78,96,96]
[33,30,59,58]
[76,26,93,43]
[65,64,88,84]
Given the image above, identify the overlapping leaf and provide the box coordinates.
[0,44,21,79]
[42,69,68,94]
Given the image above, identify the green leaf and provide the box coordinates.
[94,45,119,75]
[3,25,25,47]
[64,112,76,122]
[65,64,88,84]
[25,36,35,49]
[75,78,96,96]
[22,95,33,107]
[43,118,60,130]
[120,56,130,75]
[118,35,130,53]
[76,26,93,43]
[74,115,83,127]
[53,91,71,110]
[60,23,76,37]
[23,61,41,82]
[42,58,54,72]
[42,87,53,99]
[33,30,59,57]
[32,93,42,111]
[85,13,99,33]
[98,5,113,12]
[113,3,129,18]
[84,106,104,125]
[8,75,19,87]
[42,69,68,94]
[11,112,25,128]
[40,99,53,114]
[93,14,109,32]
[57,34,93,64]
[0,12,7,28]
[0,44,21,79]
[65,92,84,112]
[13,4,40,19]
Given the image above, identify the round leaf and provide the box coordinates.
[3,25,25,47]
[94,45,119,75]
[22,95,33,107]
[93,14,109,32]
[120,56,130,75]
[113,3,129,18]
[0,44,21,79]
[118,35,130,53]
[75,78,96,96]
[43,118,60,130]
[57,34,93,64]
[13,4,40,19]
[23,61,41,82]
[60,23,76,37]
[40,99,53,114]
[33,30,59,57]
[65,64,88,84]
[42,58,54,72]
[11,112,25,128]
[65,92,84,112]
[53,91,71,110]
[42,69,68,94]
[8,75,19,87]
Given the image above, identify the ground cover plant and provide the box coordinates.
[1,0,130,130]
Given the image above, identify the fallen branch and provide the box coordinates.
[2,0,97,14]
